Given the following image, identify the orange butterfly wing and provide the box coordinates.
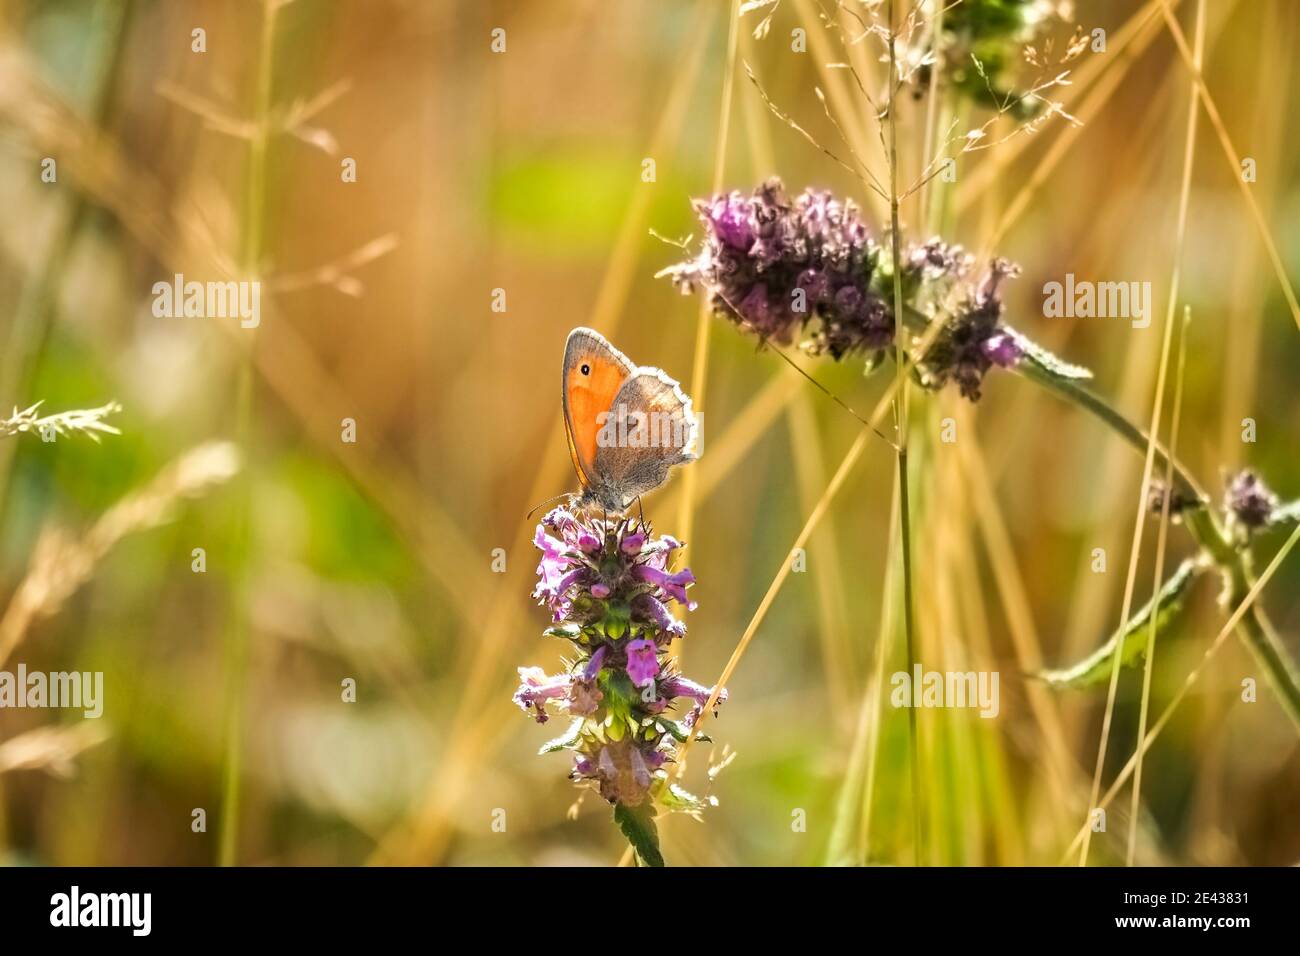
[562,328,635,488]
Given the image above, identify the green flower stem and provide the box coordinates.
[1223,555,1300,728]
[1012,362,1300,728]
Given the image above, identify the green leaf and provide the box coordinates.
[661,783,708,814]
[655,718,712,744]
[1039,558,1201,689]
[538,717,585,755]
[1004,325,1093,381]
[656,719,690,742]
[543,623,581,640]
[614,802,664,867]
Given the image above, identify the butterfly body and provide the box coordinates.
[561,327,698,513]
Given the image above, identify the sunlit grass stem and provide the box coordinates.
[218,0,279,868]
[886,0,922,866]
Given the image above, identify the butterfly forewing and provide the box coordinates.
[561,328,635,489]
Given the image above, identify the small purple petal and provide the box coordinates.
[632,593,687,638]
[705,194,757,251]
[633,564,666,588]
[582,645,608,681]
[555,566,587,594]
[633,563,696,608]
[659,675,712,704]
[512,667,572,723]
[980,332,1022,368]
[625,638,660,688]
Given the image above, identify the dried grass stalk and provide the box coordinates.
[0,402,121,442]
[0,722,110,778]
[0,441,241,666]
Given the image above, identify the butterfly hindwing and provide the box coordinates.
[592,367,698,508]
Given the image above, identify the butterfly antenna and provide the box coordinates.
[524,491,573,522]
[760,336,899,450]
[709,284,897,450]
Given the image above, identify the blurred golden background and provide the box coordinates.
[0,0,1297,866]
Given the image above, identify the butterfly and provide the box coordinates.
[561,327,699,513]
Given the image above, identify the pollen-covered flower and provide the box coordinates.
[662,179,1029,402]
[514,507,726,824]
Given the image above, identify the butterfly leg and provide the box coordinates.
[634,495,646,531]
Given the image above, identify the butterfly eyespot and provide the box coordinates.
[580,364,590,375]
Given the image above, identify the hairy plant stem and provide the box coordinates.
[1012,362,1300,729]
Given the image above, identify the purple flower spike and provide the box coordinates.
[625,639,660,687]
[517,508,726,818]
[663,179,1031,400]
[662,178,885,356]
